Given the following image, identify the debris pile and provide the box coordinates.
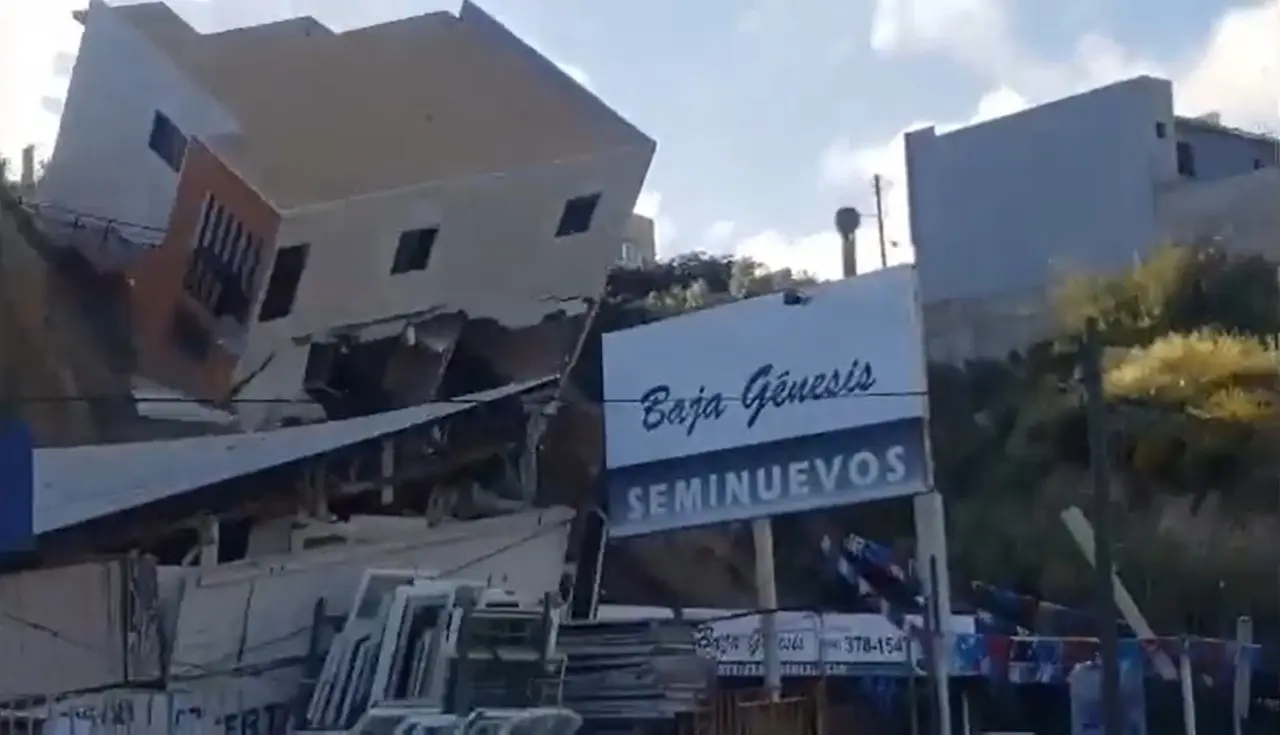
[558,617,714,722]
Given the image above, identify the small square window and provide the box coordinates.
[1255,158,1265,170]
[148,111,187,172]
[555,193,602,238]
[1155,122,1167,139]
[390,227,439,274]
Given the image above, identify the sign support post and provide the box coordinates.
[915,491,953,735]
[753,517,783,699]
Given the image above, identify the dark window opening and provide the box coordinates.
[391,227,439,274]
[182,197,259,324]
[302,338,399,419]
[1255,158,1265,170]
[555,193,602,237]
[183,248,251,323]
[170,307,211,360]
[1175,141,1197,177]
[1155,122,1167,139]
[258,244,309,322]
[148,111,187,172]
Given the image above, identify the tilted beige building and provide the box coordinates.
[40,0,655,425]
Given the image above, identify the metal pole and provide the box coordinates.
[873,175,888,268]
[1232,616,1253,735]
[927,555,948,735]
[841,233,858,278]
[1180,641,1197,735]
[908,658,921,735]
[1082,317,1123,735]
[753,517,782,699]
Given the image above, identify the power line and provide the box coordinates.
[0,389,928,407]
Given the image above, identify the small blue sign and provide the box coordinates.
[605,418,928,537]
[0,421,34,552]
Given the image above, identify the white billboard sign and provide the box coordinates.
[602,266,930,537]
[696,611,975,676]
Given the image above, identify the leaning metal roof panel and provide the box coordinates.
[16,377,553,541]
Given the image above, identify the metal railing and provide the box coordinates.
[17,199,163,272]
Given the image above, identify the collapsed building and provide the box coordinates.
[0,0,769,708]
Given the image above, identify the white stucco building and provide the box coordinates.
[620,213,657,267]
[907,75,1280,361]
[37,0,654,424]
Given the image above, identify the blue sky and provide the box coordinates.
[1,0,1276,277]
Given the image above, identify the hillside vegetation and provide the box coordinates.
[602,245,1280,634]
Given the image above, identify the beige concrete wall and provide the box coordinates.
[232,145,652,403]
[925,170,1280,364]
[623,213,657,266]
[0,559,162,700]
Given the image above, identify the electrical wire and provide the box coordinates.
[0,389,927,407]
[0,517,573,703]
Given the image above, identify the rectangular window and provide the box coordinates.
[1176,141,1197,177]
[555,193,602,237]
[1155,122,1167,139]
[183,196,258,324]
[148,111,187,172]
[390,227,439,274]
[259,244,309,322]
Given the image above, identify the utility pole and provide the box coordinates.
[872,175,888,268]
[1081,318,1124,735]
[753,519,781,699]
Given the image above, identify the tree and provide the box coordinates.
[931,243,1280,632]
[572,253,817,400]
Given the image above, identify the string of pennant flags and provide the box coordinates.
[820,532,1278,683]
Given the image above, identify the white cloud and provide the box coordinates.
[865,0,1277,125]
[806,0,1279,271]
[734,229,843,280]
[1175,1,1280,129]
[703,219,737,246]
[0,0,85,163]
[554,62,592,89]
[870,0,1014,69]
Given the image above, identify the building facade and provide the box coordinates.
[39,1,655,424]
[620,213,657,267]
[906,75,1279,361]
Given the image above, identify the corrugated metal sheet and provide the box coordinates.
[168,506,574,679]
[31,377,555,535]
[0,558,163,700]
